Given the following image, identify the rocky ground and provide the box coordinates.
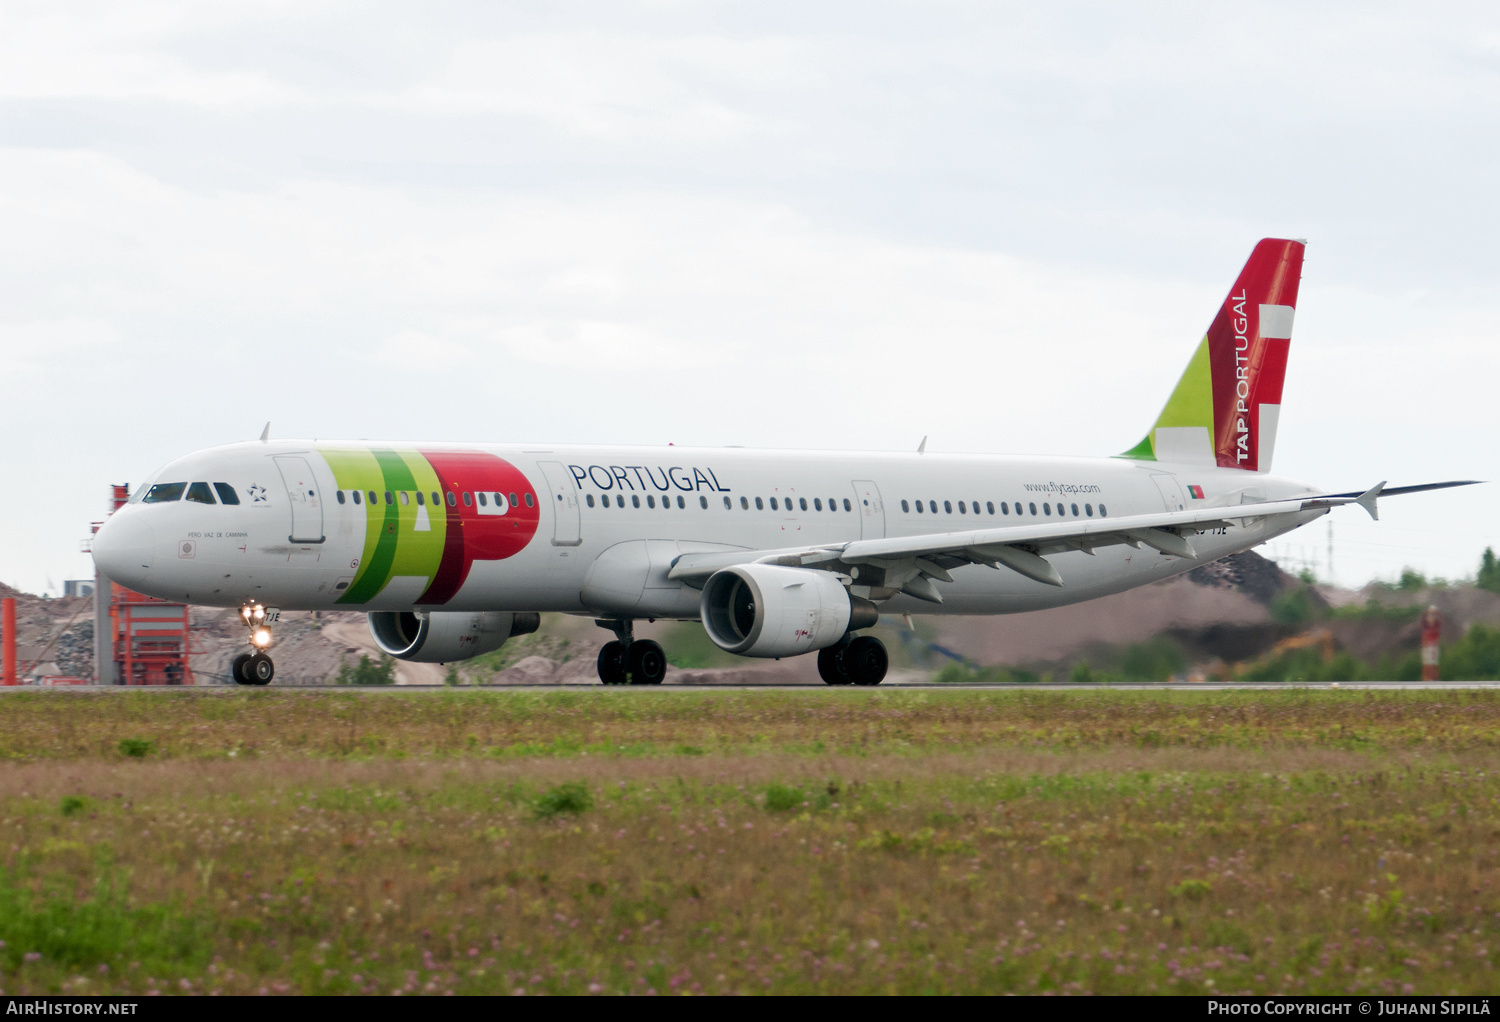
[5,550,1499,685]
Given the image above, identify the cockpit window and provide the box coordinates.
[142,482,187,503]
[213,483,240,505]
[185,482,216,505]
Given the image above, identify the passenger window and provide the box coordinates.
[415,491,424,506]
[957,501,966,514]
[647,495,656,508]
[1044,503,1051,515]
[633,495,641,508]
[901,500,910,512]
[397,491,407,506]
[770,497,778,510]
[509,492,518,507]
[943,501,952,514]
[586,494,595,508]
[213,483,240,505]
[369,491,378,505]
[740,496,749,509]
[723,496,732,509]
[915,500,923,513]
[383,491,392,505]
[1085,503,1093,517]
[699,495,708,509]
[525,493,535,508]
[799,498,808,511]
[336,490,346,505]
[843,498,851,511]
[494,492,505,508]
[185,482,215,504]
[446,492,456,507]
[1099,504,1107,517]
[828,498,836,511]
[1071,503,1079,516]
[476,492,486,507]
[1001,502,1008,515]
[986,501,994,515]
[929,501,937,514]
[814,498,823,511]
[460,492,470,507]
[352,490,362,505]
[142,482,187,503]
[432,492,440,507]
[677,495,686,509]
[1029,502,1037,515]
[755,497,764,510]
[615,495,624,508]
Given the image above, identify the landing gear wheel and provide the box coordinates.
[247,652,275,686]
[845,636,888,686]
[597,641,628,685]
[627,640,667,685]
[817,642,852,685]
[231,653,255,686]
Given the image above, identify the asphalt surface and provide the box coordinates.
[9,682,1500,692]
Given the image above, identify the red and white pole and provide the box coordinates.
[2,598,16,686]
[1420,605,1441,682]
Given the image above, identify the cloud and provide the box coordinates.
[376,329,472,370]
[0,317,119,374]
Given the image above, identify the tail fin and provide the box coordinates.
[1120,238,1305,472]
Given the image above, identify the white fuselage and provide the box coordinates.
[91,440,1323,620]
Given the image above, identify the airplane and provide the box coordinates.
[90,238,1474,687]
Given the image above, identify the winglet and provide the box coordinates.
[259,422,270,443]
[1356,480,1386,521]
[917,436,927,454]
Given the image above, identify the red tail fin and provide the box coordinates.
[1122,238,1305,472]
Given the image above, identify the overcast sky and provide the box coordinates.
[3,0,1498,594]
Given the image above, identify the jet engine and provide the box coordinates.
[367,611,540,663]
[700,564,878,658]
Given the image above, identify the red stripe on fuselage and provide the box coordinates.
[416,450,542,605]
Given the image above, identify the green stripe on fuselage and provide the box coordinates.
[322,447,446,605]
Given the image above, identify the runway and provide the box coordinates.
[10,681,1500,692]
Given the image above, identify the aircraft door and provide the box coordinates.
[274,456,324,543]
[538,461,582,547]
[852,480,885,540]
[1151,474,1186,512]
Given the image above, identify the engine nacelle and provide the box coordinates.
[700,564,877,658]
[367,611,540,663]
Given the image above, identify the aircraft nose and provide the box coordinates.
[92,514,155,584]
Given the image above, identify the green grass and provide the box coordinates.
[0,689,1498,994]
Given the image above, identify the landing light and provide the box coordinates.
[252,629,272,648]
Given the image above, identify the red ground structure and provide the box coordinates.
[96,485,195,686]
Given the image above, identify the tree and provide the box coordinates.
[1480,548,1500,595]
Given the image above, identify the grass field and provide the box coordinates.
[0,689,1498,995]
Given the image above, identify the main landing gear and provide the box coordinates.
[232,604,278,686]
[817,634,889,686]
[595,619,667,686]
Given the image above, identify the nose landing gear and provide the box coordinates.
[233,604,279,686]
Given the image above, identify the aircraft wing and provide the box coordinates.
[666,480,1480,603]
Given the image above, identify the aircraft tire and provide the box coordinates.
[231,653,255,686]
[627,640,667,685]
[597,641,628,685]
[817,643,852,685]
[845,636,888,686]
[248,653,275,686]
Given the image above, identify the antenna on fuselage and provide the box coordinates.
[917,436,927,454]
[259,422,270,443]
